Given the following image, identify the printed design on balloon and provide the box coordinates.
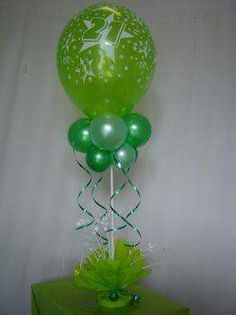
[77,58,95,83]
[80,13,133,62]
[62,55,74,65]
[61,32,76,52]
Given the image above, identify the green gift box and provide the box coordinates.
[31,278,189,315]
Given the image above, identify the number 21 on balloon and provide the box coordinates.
[83,17,126,48]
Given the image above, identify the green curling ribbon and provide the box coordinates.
[107,160,142,247]
[73,150,95,230]
[91,174,108,245]
[123,168,141,222]
[113,165,141,223]
[107,174,128,233]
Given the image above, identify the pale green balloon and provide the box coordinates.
[90,113,127,151]
[113,143,137,169]
[57,3,156,118]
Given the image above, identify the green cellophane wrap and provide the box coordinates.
[74,239,150,308]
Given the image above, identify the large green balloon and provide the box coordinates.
[90,113,127,151]
[57,3,156,118]
[113,143,137,169]
[124,113,152,147]
[68,118,92,152]
[86,145,111,172]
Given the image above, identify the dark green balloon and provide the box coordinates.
[109,291,119,302]
[124,113,152,147]
[68,119,92,152]
[113,143,137,169]
[86,145,111,172]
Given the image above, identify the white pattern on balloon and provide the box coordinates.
[78,58,95,83]
[79,14,133,62]
[61,32,76,52]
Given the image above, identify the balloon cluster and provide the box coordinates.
[68,112,151,172]
[57,3,156,172]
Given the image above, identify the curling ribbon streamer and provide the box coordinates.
[123,168,141,222]
[73,150,141,246]
[73,151,109,244]
[107,160,142,247]
[73,150,95,230]
[91,174,109,245]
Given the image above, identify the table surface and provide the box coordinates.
[31,278,189,315]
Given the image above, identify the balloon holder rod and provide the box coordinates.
[109,167,115,259]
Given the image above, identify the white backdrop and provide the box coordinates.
[0,0,236,314]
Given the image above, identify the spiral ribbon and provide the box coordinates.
[91,174,108,245]
[73,150,109,244]
[107,159,142,247]
[73,151,142,247]
[73,150,95,230]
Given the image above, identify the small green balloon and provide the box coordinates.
[90,113,127,151]
[132,295,141,303]
[56,3,156,118]
[109,291,119,302]
[124,113,152,147]
[113,143,137,169]
[68,118,92,152]
[86,145,111,172]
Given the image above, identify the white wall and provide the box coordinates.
[0,0,235,314]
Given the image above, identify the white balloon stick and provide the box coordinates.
[109,167,115,259]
